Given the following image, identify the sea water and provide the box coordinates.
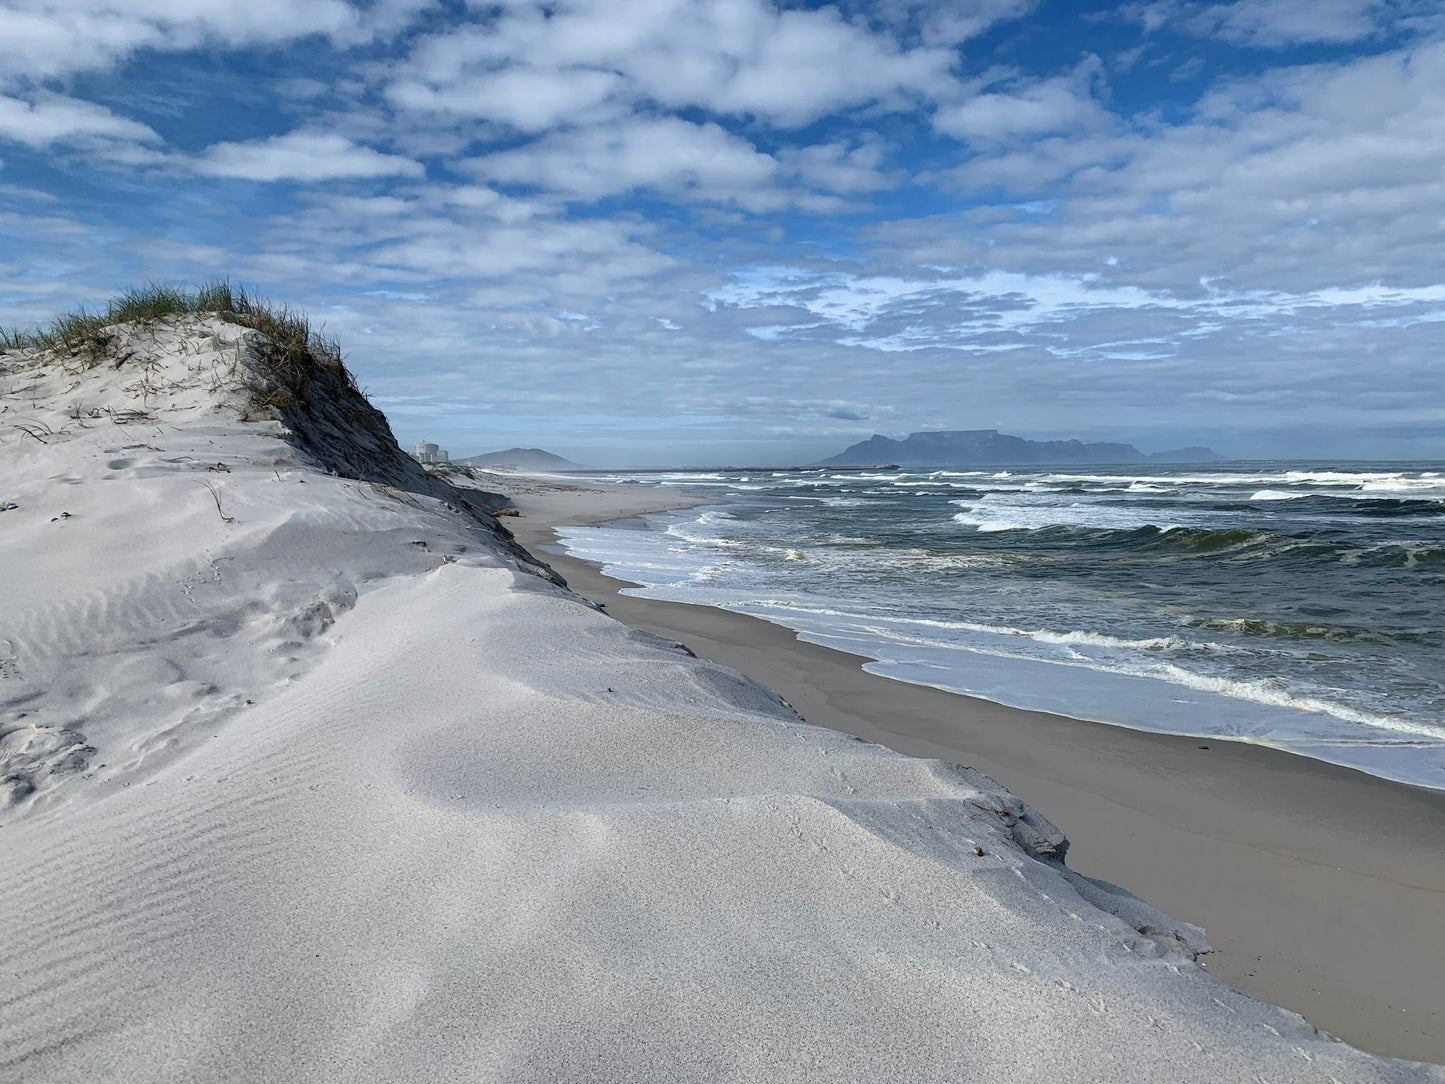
[555,464,1445,790]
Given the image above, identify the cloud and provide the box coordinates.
[387,0,960,130]
[840,0,1039,46]
[0,93,159,147]
[1124,0,1409,47]
[707,264,1445,356]
[366,216,673,281]
[685,5,954,123]
[0,0,366,85]
[930,38,1445,292]
[916,0,1040,45]
[6,0,1445,459]
[470,116,782,207]
[191,131,424,182]
[468,116,892,211]
[387,65,624,132]
[778,138,903,193]
[934,74,1112,142]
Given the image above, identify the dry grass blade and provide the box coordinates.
[197,480,235,524]
[11,421,52,443]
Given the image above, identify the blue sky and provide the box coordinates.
[2,0,1444,465]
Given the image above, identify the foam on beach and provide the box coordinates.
[1,315,1440,1081]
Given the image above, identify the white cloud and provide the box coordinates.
[779,138,902,193]
[387,65,623,132]
[708,264,1445,355]
[916,0,1040,45]
[388,0,960,130]
[6,0,1445,459]
[465,114,893,212]
[709,266,1178,344]
[0,0,366,85]
[192,131,424,182]
[367,217,672,281]
[934,71,1111,142]
[840,0,1039,46]
[470,116,782,207]
[682,5,954,124]
[929,38,1445,293]
[0,93,159,147]
[1125,0,1407,47]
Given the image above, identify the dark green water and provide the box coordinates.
[558,463,1445,789]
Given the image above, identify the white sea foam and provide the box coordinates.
[741,601,1445,742]
[1359,480,1445,496]
[951,512,1033,532]
[746,601,1226,655]
[1283,469,1404,485]
[1010,469,1444,489]
[1251,486,1445,503]
[1124,663,1445,742]
[895,480,983,488]
[950,494,1187,533]
[662,523,745,547]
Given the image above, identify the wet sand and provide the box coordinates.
[505,477,1445,1064]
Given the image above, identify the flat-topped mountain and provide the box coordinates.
[458,447,581,471]
[820,429,1224,467]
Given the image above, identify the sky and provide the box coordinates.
[2,0,1444,465]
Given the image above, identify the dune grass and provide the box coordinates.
[0,280,357,414]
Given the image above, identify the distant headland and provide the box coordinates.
[819,429,1224,467]
[457,447,582,470]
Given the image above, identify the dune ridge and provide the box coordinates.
[1,312,1439,1081]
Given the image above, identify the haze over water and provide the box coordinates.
[559,463,1445,790]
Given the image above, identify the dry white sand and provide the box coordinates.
[1,317,1440,1082]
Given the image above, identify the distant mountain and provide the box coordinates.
[819,430,1224,467]
[456,447,582,471]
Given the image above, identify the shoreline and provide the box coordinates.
[504,475,1445,1064]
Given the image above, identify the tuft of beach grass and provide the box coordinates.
[0,280,357,416]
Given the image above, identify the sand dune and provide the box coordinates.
[1,316,1439,1081]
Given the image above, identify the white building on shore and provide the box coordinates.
[413,441,450,464]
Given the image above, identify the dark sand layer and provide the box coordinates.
[503,477,1445,1065]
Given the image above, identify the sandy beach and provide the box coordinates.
[8,0,1445,1071]
[3,315,1443,1082]
[507,475,1445,1064]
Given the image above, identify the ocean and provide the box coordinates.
[554,463,1445,791]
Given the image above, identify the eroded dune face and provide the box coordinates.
[1,318,1439,1083]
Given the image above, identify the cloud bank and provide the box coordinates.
[1,0,1443,462]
